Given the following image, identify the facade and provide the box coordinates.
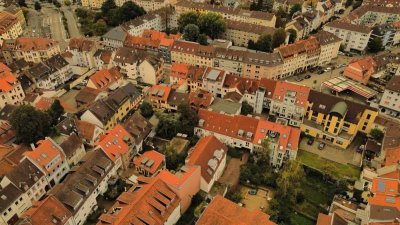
[80,83,140,131]
[195,109,301,167]
[50,149,119,225]
[174,0,276,28]
[313,31,342,65]
[0,63,25,108]
[323,21,372,52]
[269,81,310,127]
[0,11,22,41]
[60,133,86,167]
[379,75,400,117]
[24,138,70,188]
[121,11,166,37]
[0,183,31,225]
[347,5,400,27]
[138,55,164,85]
[133,0,167,11]
[24,54,73,90]
[1,37,61,64]
[343,57,376,84]
[148,84,171,109]
[223,20,277,47]
[111,47,142,80]
[302,90,379,149]
[102,26,128,49]
[67,38,97,69]
[185,135,227,193]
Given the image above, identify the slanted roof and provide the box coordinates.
[134,150,165,174]
[97,124,134,162]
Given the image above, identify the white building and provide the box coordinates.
[66,38,97,69]
[379,75,400,118]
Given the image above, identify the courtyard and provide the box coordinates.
[239,186,272,212]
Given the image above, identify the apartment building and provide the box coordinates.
[379,75,400,117]
[0,183,31,225]
[323,21,372,52]
[121,111,153,153]
[80,83,141,131]
[24,54,73,90]
[97,124,136,170]
[347,5,400,27]
[195,109,301,167]
[269,81,310,127]
[24,138,70,188]
[275,37,321,77]
[86,67,122,91]
[302,90,378,149]
[174,0,276,28]
[171,40,214,68]
[59,134,86,167]
[111,47,142,79]
[66,38,98,69]
[134,150,165,177]
[81,0,105,8]
[51,149,118,225]
[138,55,164,85]
[148,84,171,109]
[133,0,167,11]
[2,37,61,64]
[0,63,25,108]
[185,135,227,193]
[102,26,128,49]
[223,20,277,47]
[16,195,74,225]
[313,31,341,65]
[121,10,166,37]
[0,11,22,41]
[343,56,376,84]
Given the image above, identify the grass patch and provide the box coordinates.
[300,176,335,205]
[296,150,360,180]
[290,213,315,225]
[296,201,320,218]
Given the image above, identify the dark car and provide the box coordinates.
[248,189,258,195]
[318,142,326,150]
[304,74,311,79]
[307,138,314,145]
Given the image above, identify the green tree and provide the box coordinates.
[119,1,145,21]
[48,99,64,125]
[288,28,297,43]
[226,191,243,203]
[370,128,384,141]
[276,161,304,199]
[275,7,288,28]
[34,1,41,11]
[240,101,254,115]
[183,24,200,42]
[159,143,186,170]
[64,0,71,6]
[368,37,383,53]
[178,11,199,32]
[272,28,286,48]
[256,34,272,52]
[18,0,27,7]
[92,19,108,35]
[177,102,199,136]
[101,0,117,16]
[197,12,226,39]
[156,113,177,139]
[10,105,52,145]
[140,101,154,118]
[197,33,208,45]
[289,3,302,18]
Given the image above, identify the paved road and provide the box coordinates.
[42,7,67,49]
[61,6,81,39]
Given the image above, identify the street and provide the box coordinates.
[61,5,81,39]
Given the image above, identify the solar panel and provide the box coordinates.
[158,89,165,97]
[146,159,154,167]
[152,88,158,96]
[141,157,149,165]
[386,196,395,203]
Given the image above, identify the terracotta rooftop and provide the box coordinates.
[88,67,122,91]
[0,11,18,35]
[97,124,134,162]
[134,150,165,174]
[76,119,98,142]
[189,89,214,109]
[68,37,96,52]
[0,62,19,92]
[2,37,58,52]
[272,81,310,108]
[386,75,400,92]
[197,195,276,225]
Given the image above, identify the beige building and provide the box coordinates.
[174,0,276,28]
[2,37,61,64]
[66,37,98,69]
[4,5,26,27]
[133,0,167,11]
[0,63,25,108]
[0,11,22,41]
[347,5,400,27]
[313,31,341,65]
[223,20,277,47]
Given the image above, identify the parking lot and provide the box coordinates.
[240,186,272,212]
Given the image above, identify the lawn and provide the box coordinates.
[296,150,360,180]
[290,213,315,225]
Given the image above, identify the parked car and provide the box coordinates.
[248,189,258,195]
[307,137,314,145]
[318,142,326,150]
[295,76,304,82]
[324,67,332,72]
[304,74,311,79]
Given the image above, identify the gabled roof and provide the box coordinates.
[134,150,165,174]
[6,158,44,191]
[88,67,122,90]
[76,119,98,142]
[60,134,83,159]
[0,183,23,213]
[272,81,310,108]
[0,63,18,92]
[68,37,96,52]
[122,111,152,145]
[186,135,227,183]
[2,37,58,52]
[102,26,128,42]
[97,124,134,162]
[197,195,276,225]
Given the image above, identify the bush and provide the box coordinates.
[226,190,243,203]
[296,192,305,204]
[227,147,242,158]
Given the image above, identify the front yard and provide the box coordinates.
[296,150,361,180]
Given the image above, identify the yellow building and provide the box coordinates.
[4,5,25,27]
[0,11,22,41]
[223,20,276,47]
[1,37,61,64]
[301,90,378,149]
[171,40,214,68]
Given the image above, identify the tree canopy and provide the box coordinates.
[197,12,226,39]
[368,37,383,53]
[140,101,154,118]
[272,28,287,48]
[289,3,302,18]
[183,24,200,42]
[288,28,297,44]
[240,101,254,115]
[178,11,200,32]
[10,105,53,145]
[48,99,65,125]
[34,1,41,11]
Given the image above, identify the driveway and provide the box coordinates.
[300,137,363,167]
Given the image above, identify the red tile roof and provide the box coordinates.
[186,135,227,183]
[223,74,260,95]
[384,146,400,167]
[188,90,214,109]
[134,150,165,175]
[0,11,19,36]
[76,119,98,142]
[10,37,58,51]
[68,37,95,52]
[272,81,310,108]
[22,195,72,224]
[316,213,332,225]
[34,97,54,111]
[149,84,171,102]
[24,138,65,174]
[97,124,134,162]
[371,177,398,197]
[171,62,189,80]
[88,67,122,90]
[0,63,18,92]
[97,176,180,225]
[198,109,300,151]
[197,195,276,225]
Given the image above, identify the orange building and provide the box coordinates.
[343,57,376,85]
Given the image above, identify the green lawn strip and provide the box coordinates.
[295,200,322,218]
[290,212,316,225]
[296,150,360,180]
